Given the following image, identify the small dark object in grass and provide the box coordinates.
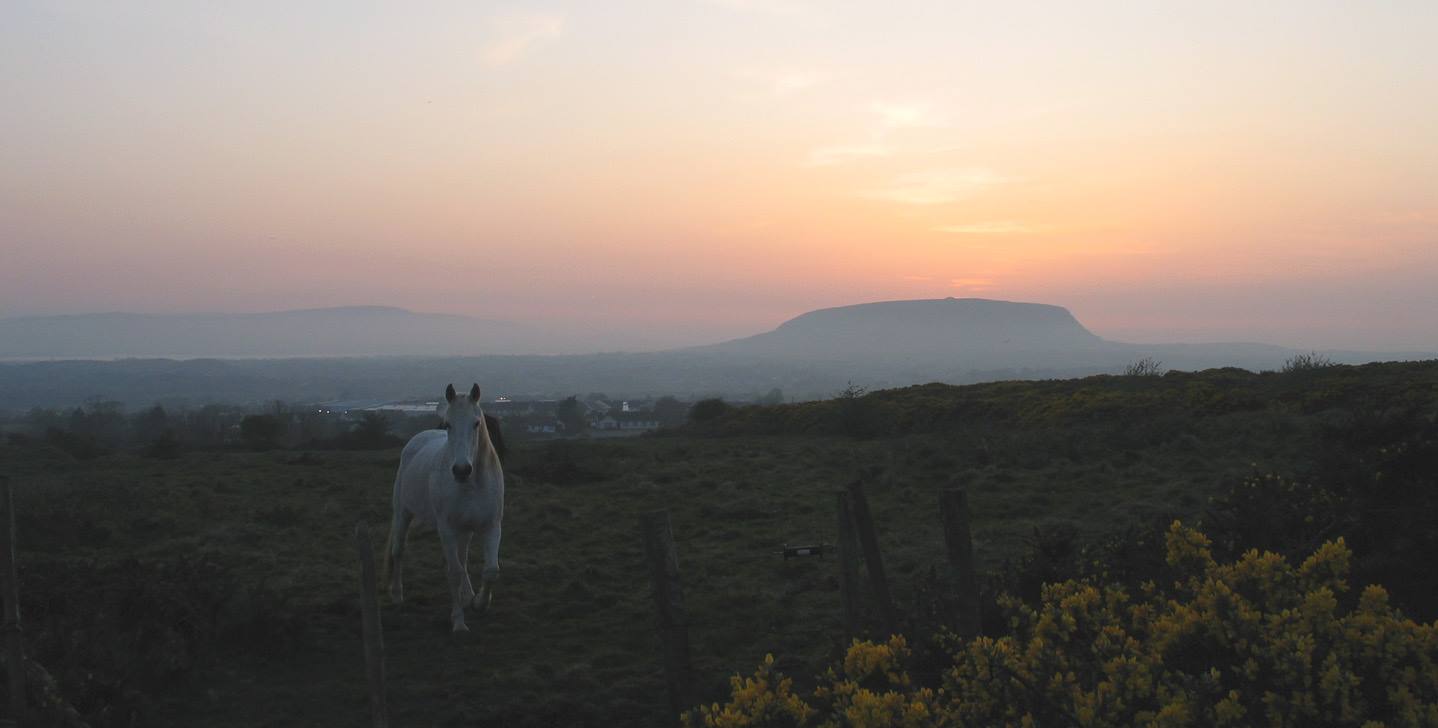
[775,543,828,559]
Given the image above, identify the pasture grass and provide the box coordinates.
[11,361,1438,725]
[7,409,1318,726]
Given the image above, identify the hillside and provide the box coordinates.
[7,360,1437,726]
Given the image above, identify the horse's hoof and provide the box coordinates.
[451,622,470,635]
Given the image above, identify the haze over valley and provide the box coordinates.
[0,297,1429,409]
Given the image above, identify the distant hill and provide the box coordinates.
[0,306,572,358]
[693,297,1427,376]
[697,298,1106,363]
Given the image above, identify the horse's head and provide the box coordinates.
[439,382,483,482]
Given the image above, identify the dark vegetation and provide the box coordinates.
[2,360,1435,726]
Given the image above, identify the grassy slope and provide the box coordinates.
[9,361,1436,726]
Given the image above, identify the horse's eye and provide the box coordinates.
[472,420,481,429]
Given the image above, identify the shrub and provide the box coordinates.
[1123,357,1165,377]
[1283,352,1336,372]
[238,414,282,450]
[692,523,1438,727]
[690,398,733,423]
[835,382,876,438]
[44,427,108,460]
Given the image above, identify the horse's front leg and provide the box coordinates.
[471,523,502,614]
[437,526,468,633]
[457,530,475,604]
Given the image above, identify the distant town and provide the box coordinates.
[0,389,787,455]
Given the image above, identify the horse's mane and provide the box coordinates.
[434,413,507,462]
[483,413,507,461]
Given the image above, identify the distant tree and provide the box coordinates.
[758,387,785,406]
[132,404,170,445]
[652,395,689,426]
[835,382,874,438]
[557,396,588,433]
[1123,357,1165,377]
[67,407,89,438]
[341,411,402,449]
[688,398,731,423]
[24,407,62,432]
[240,414,283,450]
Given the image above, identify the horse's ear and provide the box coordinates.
[469,383,481,402]
[445,383,456,402]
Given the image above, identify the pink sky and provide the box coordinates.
[2,1,1435,350]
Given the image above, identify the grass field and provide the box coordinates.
[7,361,1434,726]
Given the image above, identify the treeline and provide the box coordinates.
[5,401,436,458]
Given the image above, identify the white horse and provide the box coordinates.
[384,382,505,633]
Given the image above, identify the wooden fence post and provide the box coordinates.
[844,479,897,635]
[640,510,694,723]
[940,487,981,638]
[0,477,25,725]
[354,522,388,728]
[835,490,862,635]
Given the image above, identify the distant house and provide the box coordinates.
[486,399,559,418]
[363,402,440,415]
[524,419,565,435]
[593,411,660,433]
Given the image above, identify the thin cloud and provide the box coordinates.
[737,67,826,96]
[702,0,810,17]
[950,277,996,291]
[934,221,1048,235]
[806,144,888,167]
[482,11,565,68]
[869,101,945,130]
[859,168,1008,206]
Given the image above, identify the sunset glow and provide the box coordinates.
[3,1,1435,349]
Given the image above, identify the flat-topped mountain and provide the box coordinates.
[699,298,1105,362]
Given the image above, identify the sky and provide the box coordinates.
[2,0,1436,351]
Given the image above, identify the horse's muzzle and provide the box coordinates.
[451,463,473,481]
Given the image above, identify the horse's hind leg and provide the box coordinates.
[472,523,501,614]
[387,509,413,604]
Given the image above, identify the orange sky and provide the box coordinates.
[2,1,1435,350]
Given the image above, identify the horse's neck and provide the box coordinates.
[475,420,498,465]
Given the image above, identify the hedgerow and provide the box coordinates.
[689,523,1438,727]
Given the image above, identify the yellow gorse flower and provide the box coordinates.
[689,524,1438,727]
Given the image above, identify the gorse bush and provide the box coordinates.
[691,523,1438,727]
